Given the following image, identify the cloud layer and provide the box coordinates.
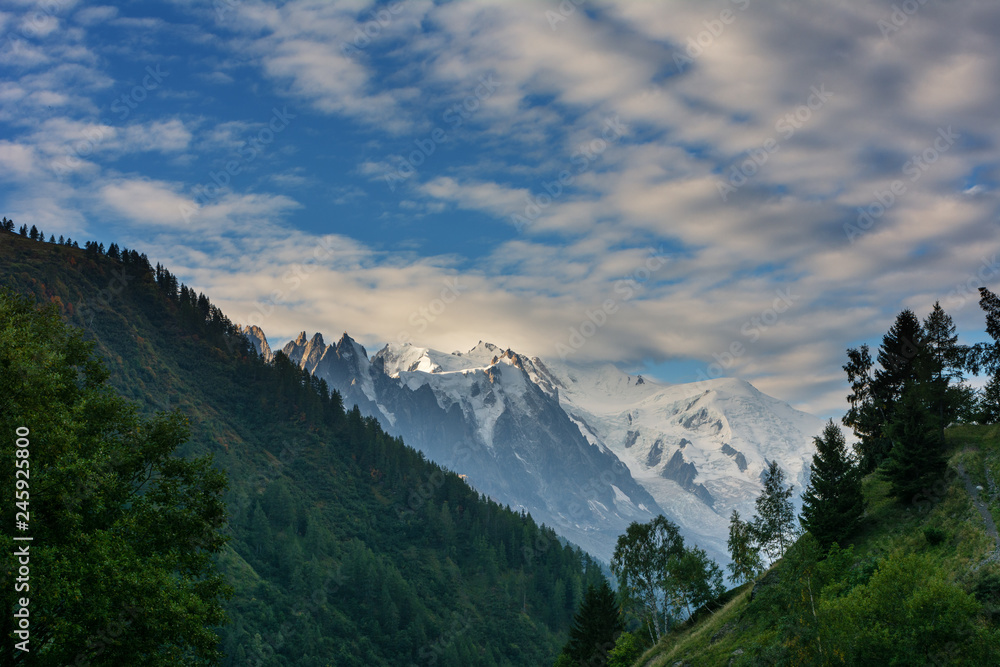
[2,0,999,417]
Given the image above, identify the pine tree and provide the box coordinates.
[751,461,797,562]
[560,580,623,665]
[727,510,762,585]
[800,420,865,549]
[979,376,1000,424]
[879,387,948,503]
[29,224,39,240]
[921,302,973,430]
[843,344,887,473]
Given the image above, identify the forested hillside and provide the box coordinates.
[0,223,607,666]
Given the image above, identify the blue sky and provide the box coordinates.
[2,0,999,417]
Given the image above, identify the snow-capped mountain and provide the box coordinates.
[261,328,822,565]
[279,333,663,562]
[534,359,824,562]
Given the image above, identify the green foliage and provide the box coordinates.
[0,229,606,666]
[611,516,685,643]
[610,516,724,645]
[923,526,947,546]
[800,420,865,549]
[751,460,797,561]
[606,631,646,667]
[821,552,999,665]
[0,289,230,665]
[726,510,762,585]
[879,387,948,502]
[559,580,623,666]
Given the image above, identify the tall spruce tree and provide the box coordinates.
[560,580,624,665]
[751,461,797,562]
[800,420,865,549]
[879,387,948,503]
[726,510,762,585]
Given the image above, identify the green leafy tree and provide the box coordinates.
[0,290,230,666]
[751,461,797,562]
[610,516,684,643]
[821,552,999,664]
[606,631,647,667]
[664,545,725,618]
[726,509,762,585]
[800,420,865,549]
[559,579,623,666]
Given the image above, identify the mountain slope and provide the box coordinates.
[281,335,663,562]
[279,330,820,565]
[0,228,607,666]
[539,360,824,563]
[633,424,1000,666]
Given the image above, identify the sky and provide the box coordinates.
[1,0,999,418]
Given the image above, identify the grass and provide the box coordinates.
[632,424,1000,666]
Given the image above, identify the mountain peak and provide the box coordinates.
[294,331,307,345]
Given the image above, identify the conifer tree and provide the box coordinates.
[879,387,947,503]
[843,344,887,473]
[29,224,39,240]
[751,461,797,561]
[560,580,623,665]
[800,420,865,549]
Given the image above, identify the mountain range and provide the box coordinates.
[254,329,824,564]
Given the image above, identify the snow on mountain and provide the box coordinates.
[262,327,822,565]
[536,358,823,562]
[278,334,664,562]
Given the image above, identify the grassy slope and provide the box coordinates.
[636,424,1000,666]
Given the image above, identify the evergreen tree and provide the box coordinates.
[875,309,923,395]
[19,223,27,236]
[980,376,1000,424]
[560,580,623,666]
[843,344,887,473]
[29,224,39,240]
[726,509,762,585]
[751,461,797,562]
[800,420,865,549]
[921,302,973,429]
[879,387,948,502]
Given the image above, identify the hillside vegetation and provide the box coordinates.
[0,225,607,666]
[632,426,1000,666]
